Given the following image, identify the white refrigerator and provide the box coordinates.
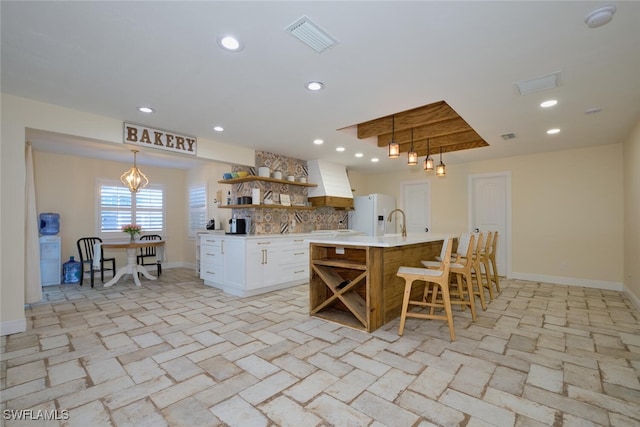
[349,194,397,236]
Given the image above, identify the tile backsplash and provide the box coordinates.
[231,151,349,234]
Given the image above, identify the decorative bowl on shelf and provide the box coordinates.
[237,171,249,178]
[231,172,239,178]
[223,173,233,179]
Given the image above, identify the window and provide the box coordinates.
[189,184,207,237]
[99,180,164,233]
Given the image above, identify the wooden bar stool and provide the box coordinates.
[471,232,490,308]
[488,231,501,293]
[422,233,478,319]
[397,238,456,341]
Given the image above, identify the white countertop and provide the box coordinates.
[218,230,363,240]
[304,232,453,248]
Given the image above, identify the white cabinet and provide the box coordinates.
[200,233,334,297]
[40,236,61,286]
[222,238,245,289]
[246,238,282,290]
[200,235,224,284]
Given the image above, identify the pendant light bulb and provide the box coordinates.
[423,138,434,171]
[436,147,446,177]
[407,128,418,165]
[388,115,399,159]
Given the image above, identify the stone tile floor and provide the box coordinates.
[1,268,639,426]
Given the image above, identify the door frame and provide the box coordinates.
[468,171,512,278]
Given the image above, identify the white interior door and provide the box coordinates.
[469,172,511,277]
[402,181,431,233]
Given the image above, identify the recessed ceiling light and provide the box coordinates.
[547,128,561,135]
[336,147,345,152]
[306,81,324,91]
[355,153,363,158]
[217,35,244,52]
[585,5,616,28]
[213,126,224,132]
[371,158,379,163]
[138,106,153,113]
[313,139,324,145]
[540,100,558,108]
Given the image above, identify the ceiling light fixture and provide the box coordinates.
[217,35,244,52]
[371,158,379,163]
[585,5,616,28]
[213,126,224,132]
[313,139,324,145]
[407,128,418,165]
[423,138,434,171]
[355,152,363,158]
[388,115,399,159]
[138,106,153,113]
[436,147,446,177]
[120,149,149,193]
[540,100,558,108]
[547,128,561,135]
[336,147,345,152]
[306,81,324,91]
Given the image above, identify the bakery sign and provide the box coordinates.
[123,123,197,156]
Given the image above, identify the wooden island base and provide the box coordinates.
[309,238,445,332]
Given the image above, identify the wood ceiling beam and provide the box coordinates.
[376,121,476,147]
[357,101,459,139]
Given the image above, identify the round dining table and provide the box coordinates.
[101,240,165,287]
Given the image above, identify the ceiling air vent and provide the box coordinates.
[514,72,561,96]
[286,16,339,53]
[501,133,517,140]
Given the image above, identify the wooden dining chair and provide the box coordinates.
[397,238,456,341]
[76,237,116,288]
[486,231,500,294]
[137,234,162,276]
[470,232,490,308]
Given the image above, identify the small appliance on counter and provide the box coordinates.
[206,219,216,230]
[228,218,247,234]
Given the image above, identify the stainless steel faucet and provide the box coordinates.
[387,208,407,237]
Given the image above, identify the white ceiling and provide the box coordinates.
[2,1,640,173]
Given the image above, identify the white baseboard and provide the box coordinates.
[623,284,640,312]
[1,318,27,336]
[510,272,623,291]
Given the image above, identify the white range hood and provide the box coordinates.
[307,159,354,209]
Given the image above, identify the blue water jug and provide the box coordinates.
[62,256,82,284]
[40,213,60,235]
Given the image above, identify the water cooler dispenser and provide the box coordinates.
[39,213,61,286]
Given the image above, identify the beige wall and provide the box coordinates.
[351,143,625,288]
[1,94,254,334]
[624,120,640,305]
[33,151,188,268]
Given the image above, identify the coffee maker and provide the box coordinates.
[228,218,246,234]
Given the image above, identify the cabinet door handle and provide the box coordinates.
[294,252,305,255]
[205,270,216,275]
[264,249,268,264]
[257,241,271,245]
[261,249,266,264]
[293,239,304,242]
[294,269,304,274]
[206,252,216,256]
[221,240,224,254]
[205,239,217,243]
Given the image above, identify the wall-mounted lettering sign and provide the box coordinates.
[123,123,197,156]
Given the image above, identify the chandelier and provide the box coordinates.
[120,149,149,192]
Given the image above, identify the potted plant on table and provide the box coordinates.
[122,224,142,242]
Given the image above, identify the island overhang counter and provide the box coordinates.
[305,233,453,332]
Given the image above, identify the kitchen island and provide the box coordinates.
[306,233,452,332]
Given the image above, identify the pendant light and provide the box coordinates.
[436,147,446,177]
[423,138,434,171]
[407,128,418,165]
[120,149,149,192]
[388,115,399,159]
